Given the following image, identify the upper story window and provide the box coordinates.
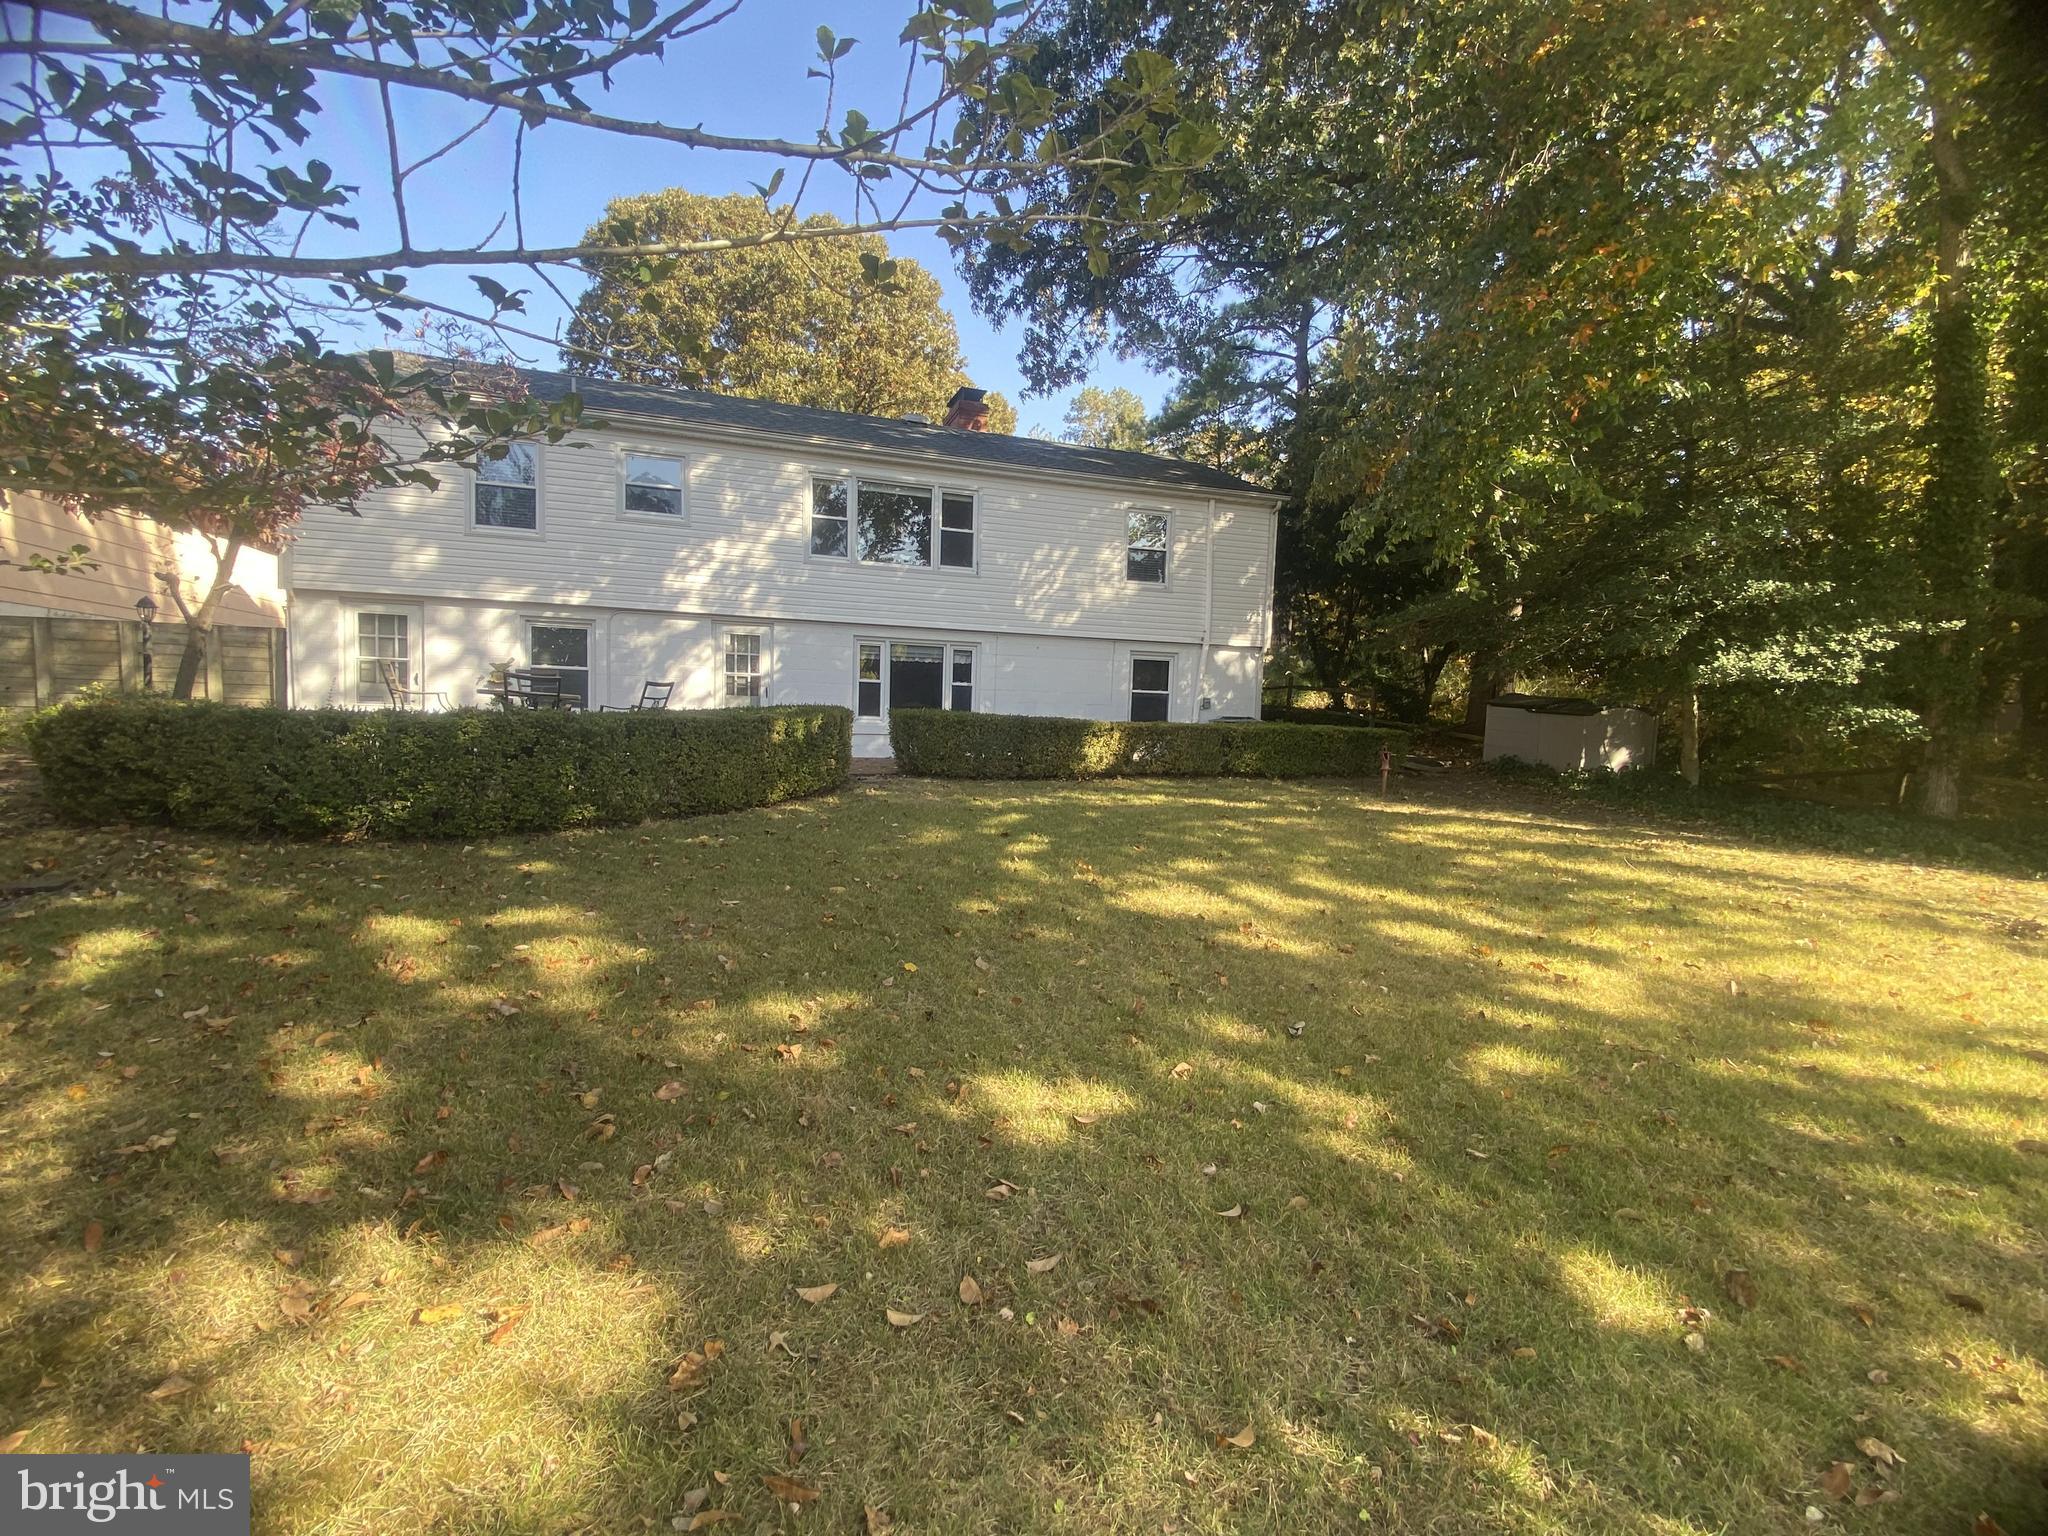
[811,475,975,571]
[1126,510,1168,584]
[624,453,684,518]
[474,442,538,531]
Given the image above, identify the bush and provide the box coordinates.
[24,697,851,838]
[890,708,1407,779]
[1261,704,1417,730]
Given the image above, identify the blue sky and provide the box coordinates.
[280,1,1167,435]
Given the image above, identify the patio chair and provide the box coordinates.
[501,669,569,709]
[379,658,448,712]
[600,680,675,712]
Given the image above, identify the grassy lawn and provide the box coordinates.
[2,771,2044,1534]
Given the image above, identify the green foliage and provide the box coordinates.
[24,697,850,839]
[567,192,1017,427]
[1059,386,1151,451]
[889,708,1405,779]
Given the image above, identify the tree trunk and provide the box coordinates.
[1678,688,1701,787]
[1463,652,1500,732]
[163,536,244,702]
[1917,697,1963,816]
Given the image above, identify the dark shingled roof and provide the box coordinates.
[520,369,1273,500]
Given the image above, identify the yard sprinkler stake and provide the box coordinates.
[1379,745,1392,797]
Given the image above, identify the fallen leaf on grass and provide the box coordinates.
[531,1217,592,1247]
[1216,1425,1255,1449]
[82,1219,103,1253]
[794,1283,839,1305]
[864,1507,893,1533]
[272,1248,302,1269]
[1856,1436,1902,1467]
[1850,1304,1877,1328]
[486,1307,528,1345]
[654,1081,686,1101]
[761,1474,819,1505]
[676,1512,737,1530]
[411,1149,448,1174]
[1974,1516,2008,1536]
[1215,1204,1244,1220]
[877,1227,911,1250]
[1026,1255,1061,1275]
[959,1275,983,1305]
[146,1375,192,1401]
[1170,1062,1193,1079]
[1722,1268,1759,1310]
[413,1304,465,1326]
[1819,1462,1853,1501]
[886,1308,925,1328]
[667,1340,725,1391]
[1071,1113,1100,1127]
[787,1416,807,1467]
[0,1431,25,1453]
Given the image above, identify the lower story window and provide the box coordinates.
[724,631,763,704]
[855,638,976,717]
[528,622,590,708]
[950,646,974,712]
[857,641,883,718]
[356,611,409,705]
[1130,656,1171,722]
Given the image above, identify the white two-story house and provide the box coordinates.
[284,372,1281,759]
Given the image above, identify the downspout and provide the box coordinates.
[1196,498,1216,719]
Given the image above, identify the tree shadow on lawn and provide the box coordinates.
[1,778,2043,1534]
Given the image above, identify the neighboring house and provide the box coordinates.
[1,490,286,709]
[285,373,1281,758]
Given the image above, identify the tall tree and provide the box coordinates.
[567,192,1015,428]
[1060,386,1151,450]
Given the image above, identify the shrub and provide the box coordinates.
[1260,704,1416,731]
[889,708,1407,780]
[24,696,851,838]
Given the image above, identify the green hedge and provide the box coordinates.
[889,708,1407,779]
[1261,704,1416,731]
[24,697,851,838]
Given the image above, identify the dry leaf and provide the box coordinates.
[760,1474,819,1505]
[413,1303,465,1326]
[1071,1113,1100,1127]
[1170,1062,1193,1079]
[1819,1462,1853,1501]
[1215,1204,1244,1220]
[864,1507,894,1533]
[0,1431,26,1454]
[1973,1516,2008,1536]
[885,1308,924,1328]
[878,1227,910,1250]
[82,1219,104,1253]
[1856,1436,1901,1467]
[787,1416,807,1467]
[412,1149,448,1174]
[1722,1267,1758,1309]
[795,1283,839,1305]
[1025,1255,1061,1275]
[678,1512,737,1530]
[146,1375,193,1400]
[654,1081,686,1101]
[531,1217,591,1246]
[272,1248,302,1268]
[1216,1424,1255,1449]
[959,1275,983,1305]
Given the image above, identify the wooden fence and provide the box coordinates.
[0,615,284,710]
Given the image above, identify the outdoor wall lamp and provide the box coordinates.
[134,592,157,690]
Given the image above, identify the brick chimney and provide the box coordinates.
[943,386,990,431]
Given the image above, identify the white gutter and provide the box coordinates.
[1197,498,1216,719]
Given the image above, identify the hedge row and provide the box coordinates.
[1261,704,1415,731]
[24,697,851,838]
[889,708,1408,779]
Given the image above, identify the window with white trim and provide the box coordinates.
[1126,510,1168,584]
[527,622,590,708]
[356,612,409,705]
[811,476,976,571]
[1130,655,1171,721]
[939,492,976,568]
[724,631,763,704]
[811,477,849,556]
[857,482,932,566]
[950,646,975,712]
[856,641,883,718]
[624,453,684,517]
[475,442,539,530]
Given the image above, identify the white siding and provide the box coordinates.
[287,417,1276,648]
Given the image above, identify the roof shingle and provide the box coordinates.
[519,369,1272,500]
